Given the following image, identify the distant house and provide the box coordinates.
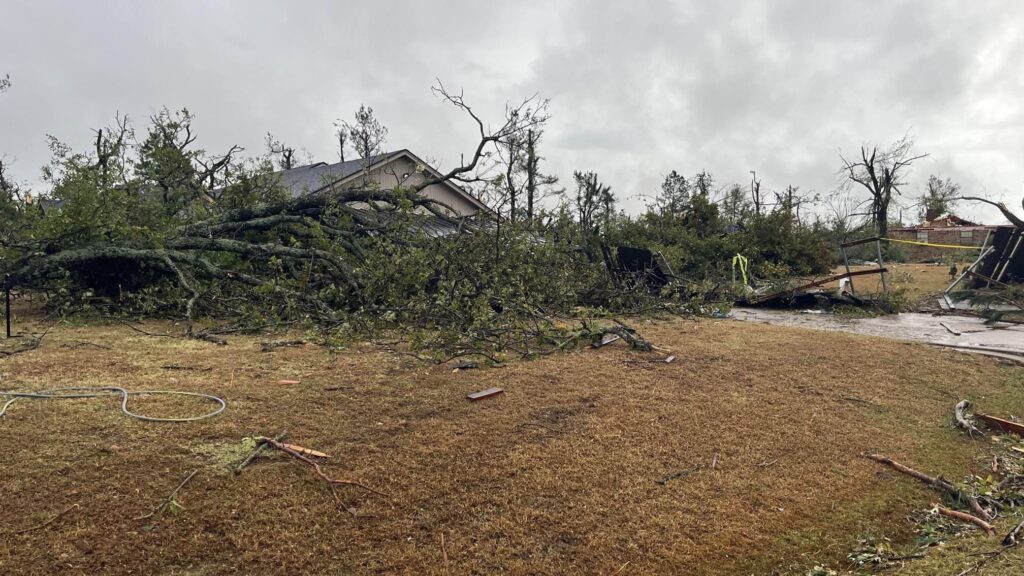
[889,213,1008,261]
[272,149,490,217]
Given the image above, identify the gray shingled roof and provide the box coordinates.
[273,152,393,197]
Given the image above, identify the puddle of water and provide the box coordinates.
[732,308,1024,354]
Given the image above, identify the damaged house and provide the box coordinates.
[272,149,491,226]
[889,214,1006,262]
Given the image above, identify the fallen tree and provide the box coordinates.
[0,87,679,360]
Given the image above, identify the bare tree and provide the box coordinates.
[750,171,763,215]
[523,129,559,220]
[0,74,10,93]
[333,122,348,162]
[265,133,296,170]
[838,135,927,239]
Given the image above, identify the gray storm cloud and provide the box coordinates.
[1,0,1021,223]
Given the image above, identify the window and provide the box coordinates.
[916,231,929,243]
[960,230,973,241]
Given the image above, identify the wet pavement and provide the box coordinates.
[732,308,1024,355]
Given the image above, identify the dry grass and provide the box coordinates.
[1,313,1023,575]
[824,262,965,301]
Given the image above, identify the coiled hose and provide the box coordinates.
[0,387,226,423]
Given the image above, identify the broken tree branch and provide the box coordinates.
[234,430,288,475]
[1004,518,1024,547]
[0,325,52,357]
[254,436,390,501]
[934,504,995,534]
[260,339,306,352]
[134,469,199,521]
[865,453,992,521]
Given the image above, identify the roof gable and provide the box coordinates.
[271,149,490,215]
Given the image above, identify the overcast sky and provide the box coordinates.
[2,0,1022,224]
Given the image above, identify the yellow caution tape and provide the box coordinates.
[732,253,749,286]
[882,237,983,250]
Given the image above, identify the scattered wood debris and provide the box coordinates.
[467,387,503,401]
[592,333,621,348]
[276,379,301,385]
[978,413,1024,437]
[664,355,676,363]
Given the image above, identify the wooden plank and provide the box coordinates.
[748,267,888,304]
[978,413,1024,437]
[840,237,881,248]
[467,387,504,401]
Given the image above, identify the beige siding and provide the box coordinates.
[347,156,481,216]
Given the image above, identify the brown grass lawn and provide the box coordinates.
[2,314,1024,575]
[823,262,966,302]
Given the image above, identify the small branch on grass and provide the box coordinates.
[841,395,881,408]
[134,469,199,521]
[0,325,52,357]
[192,331,228,346]
[655,465,703,485]
[161,364,212,372]
[254,436,390,502]
[954,517,1024,576]
[61,341,112,350]
[515,422,559,433]
[260,339,306,352]
[234,430,288,475]
[1004,518,1024,546]
[115,318,181,339]
[8,503,79,535]
[440,532,450,574]
[997,475,1024,492]
[865,453,992,521]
